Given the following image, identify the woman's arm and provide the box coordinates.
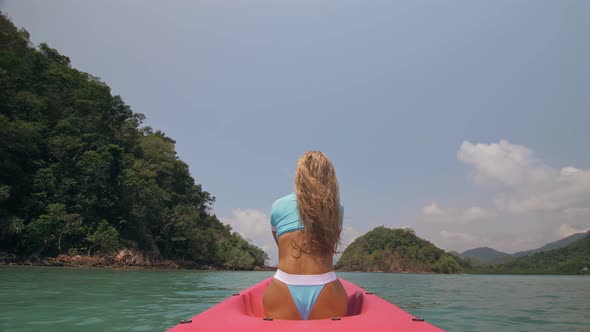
[270,201,278,245]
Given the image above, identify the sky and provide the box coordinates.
[2,1,589,264]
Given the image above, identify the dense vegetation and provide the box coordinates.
[0,13,267,269]
[465,236,590,275]
[335,227,462,273]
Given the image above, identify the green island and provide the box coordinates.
[1,12,588,275]
[336,227,463,273]
[0,13,267,270]
[336,226,590,275]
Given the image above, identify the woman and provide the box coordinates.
[263,151,348,320]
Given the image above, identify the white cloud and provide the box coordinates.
[493,167,590,214]
[459,140,590,215]
[222,209,271,241]
[423,202,489,224]
[418,140,590,253]
[221,209,277,264]
[457,140,554,187]
[559,224,590,238]
[423,203,444,216]
[340,225,362,248]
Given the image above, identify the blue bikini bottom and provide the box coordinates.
[273,269,338,320]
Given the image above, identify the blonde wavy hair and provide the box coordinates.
[294,151,342,256]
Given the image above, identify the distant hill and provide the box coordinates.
[460,231,590,264]
[468,235,590,275]
[513,230,590,257]
[447,251,461,257]
[460,247,514,264]
[335,226,462,273]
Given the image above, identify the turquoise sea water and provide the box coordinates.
[0,266,588,331]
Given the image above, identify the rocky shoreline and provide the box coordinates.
[0,250,276,271]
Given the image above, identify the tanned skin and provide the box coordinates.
[262,230,348,320]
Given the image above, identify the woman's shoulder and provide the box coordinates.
[271,192,297,210]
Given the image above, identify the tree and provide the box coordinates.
[25,204,83,255]
[0,12,268,269]
[87,220,119,255]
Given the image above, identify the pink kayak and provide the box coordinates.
[167,277,444,331]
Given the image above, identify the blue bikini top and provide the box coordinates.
[270,192,344,239]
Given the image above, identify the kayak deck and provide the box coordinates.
[168,277,444,331]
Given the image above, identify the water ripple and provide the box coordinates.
[0,267,588,332]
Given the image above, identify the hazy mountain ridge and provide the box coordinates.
[512,230,590,257]
[467,235,590,275]
[460,231,590,264]
[460,247,513,264]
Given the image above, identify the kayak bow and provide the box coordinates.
[168,278,444,332]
